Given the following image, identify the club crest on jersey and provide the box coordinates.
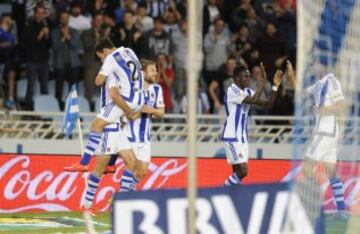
[151,93,155,98]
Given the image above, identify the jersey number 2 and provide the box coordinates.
[126,61,137,82]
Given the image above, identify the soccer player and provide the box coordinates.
[82,60,164,215]
[127,59,165,188]
[222,64,282,186]
[286,60,348,219]
[65,38,144,171]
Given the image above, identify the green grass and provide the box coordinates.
[0,212,358,233]
[0,211,111,234]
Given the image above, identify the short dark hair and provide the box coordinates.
[233,65,249,78]
[153,16,164,23]
[95,38,115,53]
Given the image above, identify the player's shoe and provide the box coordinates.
[82,205,97,217]
[104,165,116,174]
[330,210,349,220]
[64,162,89,172]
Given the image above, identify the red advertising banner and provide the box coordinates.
[0,154,359,214]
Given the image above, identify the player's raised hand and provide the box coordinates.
[273,70,283,87]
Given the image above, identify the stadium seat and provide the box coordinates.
[78,96,92,123]
[16,79,27,100]
[34,95,62,124]
[78,81,85,97]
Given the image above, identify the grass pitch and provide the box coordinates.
[0,211,358,233]
[0,211,111,234]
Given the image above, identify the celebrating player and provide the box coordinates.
[82,60,165,215]
[287,60,348,219]
[222,64,282,186]
[65,38,144,171]
[127,59,165,188]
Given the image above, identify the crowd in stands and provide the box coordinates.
[0,0,296,116]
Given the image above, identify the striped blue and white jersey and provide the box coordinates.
[306,73,344,136]
[99,46,144,108]
[127,84,165,143]
[99,73,122,107]
[221,84,255,143]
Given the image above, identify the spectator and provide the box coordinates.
[69,1,91,33]
[244,7,264,44]
[257,22,286,78]
[147,0,169,18]
[114,0,137,24]
[163,8,181,36]
[273,3,296,56]
[231,24,252,65]
[25,0,52,20]
[229,0,252,31]
[249,65,272,115]
[134,2,154,33]
[203,17,231,85]
[142,17,172,59]
[182,84,210,114]
[0,13,16,109]
[208,55,236,113]
[86,0,118,16]
[81,12,104,104]
[116,11,142,53]
[22,4,50,109]
[203,0,220,37]
[52,11,82,106]
[247,48,261,70]
[171,19,187,102]
[102,10,117,40]
[269,85,294,116]
[157,53,174,113]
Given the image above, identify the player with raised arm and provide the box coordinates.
[286,60,348,219]
[222,64,282,186]
[65,38,144,172]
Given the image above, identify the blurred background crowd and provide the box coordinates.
[0,0,296,116]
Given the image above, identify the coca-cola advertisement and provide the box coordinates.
[0,154,359,214]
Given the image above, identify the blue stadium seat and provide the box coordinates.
[34,95,62,124]
[78,96,92,123]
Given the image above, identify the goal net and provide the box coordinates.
[284,0,360,233]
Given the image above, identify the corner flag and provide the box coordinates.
[63,84,80,139]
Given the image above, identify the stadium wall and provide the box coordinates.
[0,140,358,160]
[0,154,359,214]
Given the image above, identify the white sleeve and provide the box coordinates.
[226,86,248,105]
[329,78,344,102]
[306,83,317,97]
[155,85,165,108]
[107,75,119,89]
[98,56,114,77]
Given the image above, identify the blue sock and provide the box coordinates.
[224,173,241,186]
[121,170,134,192]
[80,131,101,165]
[330,177,346,211]
[84,174,100,208]
[108,154,117,166]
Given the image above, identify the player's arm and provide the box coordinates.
[241,63,267,105]
[318,99,345,116]
[95,74,107,86]
[142,106,165,118]
[286,60,297,88]
[95,57,113,86]
[244,70,283,108]
[109,87,132,115]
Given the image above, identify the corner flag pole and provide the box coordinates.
[187,0,202,233]
[77,118,84,155]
